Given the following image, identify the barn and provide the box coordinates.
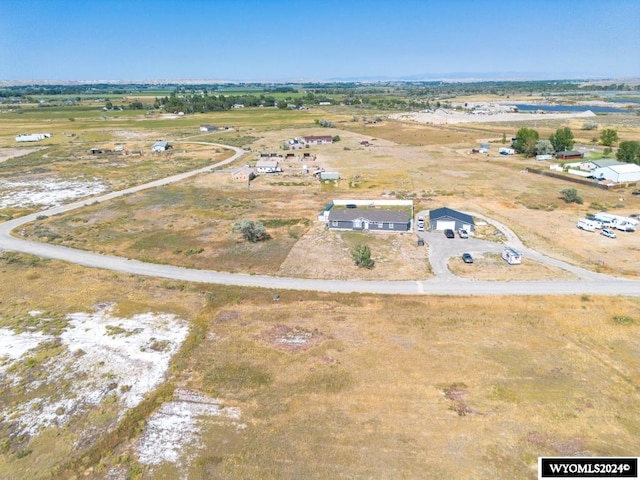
[429,207,475,232]
[592,163,640,184]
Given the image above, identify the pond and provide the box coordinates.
[509,103,630,113]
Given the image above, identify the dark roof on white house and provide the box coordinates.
[556,150,583,157]
[429,207,474,225]
[328,208,410,223]
[591,158,624,168]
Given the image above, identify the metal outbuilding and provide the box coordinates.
[429,207,475,233]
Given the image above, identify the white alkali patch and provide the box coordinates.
[0,178,107,209]
[0,306,189,439]
[136,389,243,468]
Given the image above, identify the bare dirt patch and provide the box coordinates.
[258,324,327,353]
[0,147,47,163]
[278,222,431,280]
[391,109,597,125]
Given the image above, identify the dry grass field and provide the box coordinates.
[17,114,640,278]
[1,255,639,479]
[1,98,640,479]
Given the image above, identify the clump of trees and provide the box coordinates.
[600,128,619,146]
[549,127,575,152]
[535,139,554,155]
[514,126,577,156]
[582,121,598,130]
[560,188,583,204]
[233,220,269,243]
[513,127,539,157]
[351,244,374,269]
[617,141,640,164]
[315,119,335,128]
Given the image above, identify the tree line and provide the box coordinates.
[513,125,640,165]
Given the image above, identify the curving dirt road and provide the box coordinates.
[1,142,638,297]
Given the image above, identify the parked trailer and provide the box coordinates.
[502,247,522,265]
[593,212,638,231]
[593,213,618,228]
[577,219,597,232]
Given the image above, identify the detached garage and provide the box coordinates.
[429,207,475,233]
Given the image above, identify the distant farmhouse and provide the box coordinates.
[15,133,52,142]
[230,165,256,183]
[255,159,282,174]
[152,141,171,152]
[302,135,333,145]
[286,138,304,149]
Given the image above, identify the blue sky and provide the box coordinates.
[1,0,639,82]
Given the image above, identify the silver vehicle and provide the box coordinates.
[600,228,617,239]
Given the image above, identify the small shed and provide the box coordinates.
[152,141,170,152]
[320,171,339,180]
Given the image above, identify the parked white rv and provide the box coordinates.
[577,219,596,232]
[616,220,637,232]
[593,213,617,228]
[502,247,522,265]
[593,212,638,231]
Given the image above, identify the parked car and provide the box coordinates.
[457,228,469,238]
[632,190,640,196]
[444,229,455,238]
[601,228,617,238]
[462,253,474,263]
[417,224,425,232]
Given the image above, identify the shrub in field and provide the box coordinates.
[233,219,269,243]
[560,188,583,204]
[351,244,374,269]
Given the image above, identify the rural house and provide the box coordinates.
[302,135,333,145]
[255,159,281,174]
[327,208,411,232]
[230,165,256,183]
[429,207,475,232]
[152,141,170,152]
